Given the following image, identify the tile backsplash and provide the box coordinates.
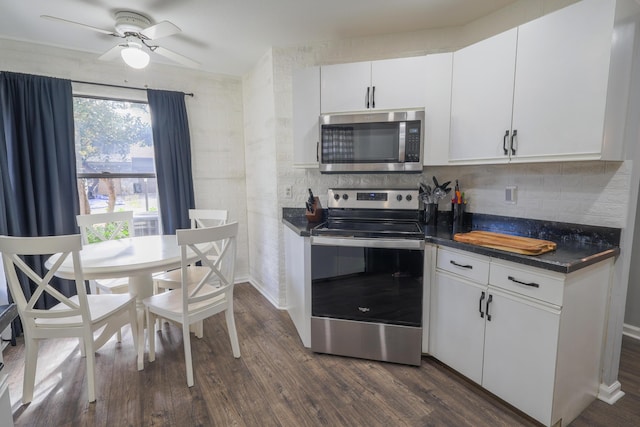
[280,160,630,230]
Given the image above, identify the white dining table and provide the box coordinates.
[45,234,203,370]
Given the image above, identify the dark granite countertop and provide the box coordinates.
[282,208,322,236]
[282,208,621,274]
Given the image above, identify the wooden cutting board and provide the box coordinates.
[453,230,557,255]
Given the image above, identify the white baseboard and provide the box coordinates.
[622,323,640,341]
[243,276,285,310]
[597,381,625,404]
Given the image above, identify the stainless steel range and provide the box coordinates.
[310,188,425,366]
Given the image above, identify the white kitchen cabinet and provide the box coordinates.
[284,226,311,347]
[423,53,453,166]
[430,246,613,426]
[371,56,428,111]
[430,270,487,383]
[509,0,616,162]
[320,56,428,113]
[482,288,560,425]
[449,0,628,164]
[292,66,320,167]
[430,248,490,383]
[449,29,516,163]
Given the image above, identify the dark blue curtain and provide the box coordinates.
[0,71,79,312]
[147,89,195,234]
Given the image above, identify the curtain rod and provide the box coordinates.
[71,79,194,97]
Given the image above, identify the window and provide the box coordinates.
[74,96,160,236]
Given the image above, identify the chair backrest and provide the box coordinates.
[76,211,135,244]
[176,222,238,309]
[0,234,89,329]
[188,209,228,229]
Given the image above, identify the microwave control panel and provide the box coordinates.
[404,121,421,162]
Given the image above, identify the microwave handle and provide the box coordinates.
[398,121,406,162]
[316,140,319,162]
[365,87,370,109]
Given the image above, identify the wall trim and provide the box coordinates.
[597,381,625,405]
[622,323,640,341]
[245,275,285,309]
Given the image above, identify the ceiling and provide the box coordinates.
[0,0,516,76]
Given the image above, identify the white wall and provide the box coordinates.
[242,50,282,306]
[0,38,250,280]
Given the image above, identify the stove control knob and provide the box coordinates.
[342,194,349,200]
[396,195,403,202]
[406,194,413,201]
[334,193,340,201]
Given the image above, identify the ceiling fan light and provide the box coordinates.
[120,45,150,69]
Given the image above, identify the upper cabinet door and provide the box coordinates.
[510,0,615,161]
[423,52,453,166]
[371,56,428,111]
[320,61,371,113]
[320,56,428,113]
[293,66,321,167]
[449,29,517,163]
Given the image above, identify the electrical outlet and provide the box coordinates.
[505,186,517,204]
[285,185,293,199]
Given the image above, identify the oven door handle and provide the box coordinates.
[310,236,424,250]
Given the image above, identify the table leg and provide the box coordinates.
[128,274,154,370]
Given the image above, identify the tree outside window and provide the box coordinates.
[74,97,160,236]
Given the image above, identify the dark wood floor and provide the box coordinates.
[4,283,640,426]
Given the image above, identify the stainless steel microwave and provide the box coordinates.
[319,109,424,173]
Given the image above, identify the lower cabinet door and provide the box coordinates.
[482,288,560,426]
[430,271,487,384]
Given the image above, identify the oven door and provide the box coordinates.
[310,236,424,365]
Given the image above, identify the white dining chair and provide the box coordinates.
[142,222,240,387]
[0,234,138,404]
[152,209,228,335]
[153,209,227,294]
[77,211,134,341]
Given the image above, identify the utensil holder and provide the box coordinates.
[452,203,465,227]
[305,197,323,223]
[424,203,438,225]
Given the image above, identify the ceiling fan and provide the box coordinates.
[41,11,200,69]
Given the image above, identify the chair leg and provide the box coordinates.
[22,338,39,404]
[116,328,122,343]
[225,308,241,358]
[182,322,194,387]
[79,337,86,357]
[147,309,155,363]
[195,320,203,338]
[83,331,97,403]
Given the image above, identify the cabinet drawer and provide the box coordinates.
[489,259,564,306]
[436,247,490,284]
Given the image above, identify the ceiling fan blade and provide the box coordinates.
[98,44,125,61]
[153,46,200,68]
[140,21,181,40]
[41,15,117,36]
